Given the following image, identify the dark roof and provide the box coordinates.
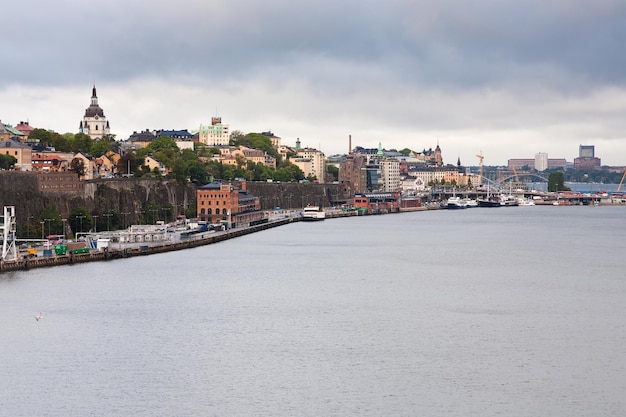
[156,129,194,139]
[198,182,223,190]
[84,105,105,117]
[129,130,156,142]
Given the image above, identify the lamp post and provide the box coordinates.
[28,215,34,239]
[62,219,67,240]
[161,207,170,223]
[92,215,98,233]
[40,221,45,240]
[44,218,53,239]
[121,212,129,229]
[77,215,85,234]
[103,213,113,231]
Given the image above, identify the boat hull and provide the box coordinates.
[477,199,501,207]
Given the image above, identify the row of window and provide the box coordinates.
[199,200,229,206]
[199,208,229,215]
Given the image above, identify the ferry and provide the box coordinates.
[302,205,326,221]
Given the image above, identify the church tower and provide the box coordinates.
[79,85,110,140]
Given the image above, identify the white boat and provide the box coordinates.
[446,196,467,209]
[462,198,478,208]
[302,205,326,221]
[500,194,519,206]
[517,197,536,206]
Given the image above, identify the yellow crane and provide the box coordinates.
[476,151,484,187]
[617,170,626,193]
[512,165,520,182]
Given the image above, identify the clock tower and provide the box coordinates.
[79,85,110,140]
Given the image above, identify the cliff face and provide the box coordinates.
[0,172,196,236]
[243,181,351,210]
[0,172,351,238]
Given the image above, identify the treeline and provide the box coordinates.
[26,129,320,184]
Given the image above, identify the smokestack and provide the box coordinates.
[349,134,352,154]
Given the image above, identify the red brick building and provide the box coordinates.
[196,181,264,228]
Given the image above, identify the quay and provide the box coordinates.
[2,206,386,273]
[1,217,293,273]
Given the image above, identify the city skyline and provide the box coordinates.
[2,0,626,166]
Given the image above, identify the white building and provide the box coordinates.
[292,147,326,183]
[79,85,110,140]
[198,117,230,146]
[535,152,548,171]
[380,158,401,192]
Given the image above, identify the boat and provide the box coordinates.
[517,197,536,206]
[446,196,467,209]
[462,198,478,208]
[477,185,502,207]
[477,197,501,207]
[302,205,326,221]
[500,194,520,207]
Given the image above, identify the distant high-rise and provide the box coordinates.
[579,145,595,158]
[575,144,601,170]
[535,152,548,171]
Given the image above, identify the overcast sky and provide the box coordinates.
[2,0,626,166]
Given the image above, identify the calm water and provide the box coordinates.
[1,206,625,416]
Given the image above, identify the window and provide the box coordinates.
[208,209,212,215]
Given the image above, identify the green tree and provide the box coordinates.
[28,128,54,144]
[0,154,17,170]
[41,206,62,237]
[117,152,139,176]
[69,207,92,236]
[326,164,339,182]
[548,172,570,192]
[72,132,93,154]
[91,134,118,157]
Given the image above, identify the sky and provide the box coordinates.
[2,0,626,166]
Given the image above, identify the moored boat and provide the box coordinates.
[302,205,326,221]
[446,196,467,209]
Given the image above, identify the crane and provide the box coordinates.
[512,165,520,183]
[617,170,626,193]
[476,151,484,187]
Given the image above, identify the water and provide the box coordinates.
[1,206,625,416]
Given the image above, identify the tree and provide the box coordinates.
[72,132,93,154]
[91,134,118,157]
[548,172,570,192]
[0,154,17,170]
[117,153,139,176]
[69,158,86,176]
[69,207,92,236]
[326,165,339,182]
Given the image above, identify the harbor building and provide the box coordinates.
[196,181,264,228]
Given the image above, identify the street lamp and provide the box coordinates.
[121,212,129,229]
[92,215,98,233]
[161,207,171,223]
[62,219,67,240]
[40,221,45,240]
[77,215,86,234]
[103,213,113,231]
[28,215,34,239]
[44,218,53,239]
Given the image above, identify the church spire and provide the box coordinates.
[91,85,98,106]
